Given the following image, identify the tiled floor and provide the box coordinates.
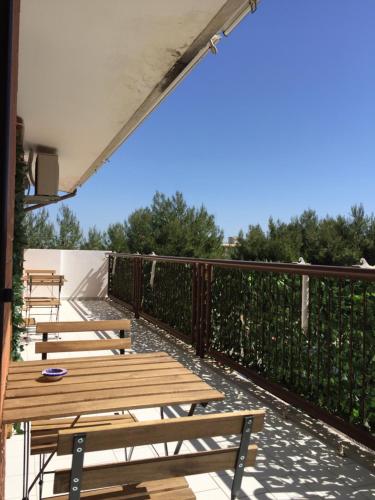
[5,299,375,499]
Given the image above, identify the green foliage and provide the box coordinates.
[126,192,224,258]
[56,204,83,249]
[24,208,56,248]
[12,125,27,360]
[110,255,375,433]
[81,226,106,250]
[105,223,128,253]
[233,206,375,265]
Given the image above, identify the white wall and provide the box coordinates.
[24,249,108,298]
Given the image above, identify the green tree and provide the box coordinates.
[24,208,56,248]
[233,205,375,266]
[81,226,106,250]
[105,222,128,253]
[56,204,83,249]
[126,191,223,257]
[126,209,153,254]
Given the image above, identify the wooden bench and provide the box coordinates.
[35,320,132,359]
[43,409,265,500]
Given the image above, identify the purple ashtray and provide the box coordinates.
[42,367,68,382]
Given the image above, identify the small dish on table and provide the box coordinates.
[42,367,68,382]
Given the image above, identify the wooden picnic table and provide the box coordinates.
[5,351,224,499]
[3,351,224,423]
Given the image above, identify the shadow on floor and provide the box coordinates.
[71,299,375,500]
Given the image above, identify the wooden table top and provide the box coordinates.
[3,352,224,423]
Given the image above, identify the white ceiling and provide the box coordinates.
[18,0,255,193]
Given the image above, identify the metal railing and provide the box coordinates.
[108,253,375,449]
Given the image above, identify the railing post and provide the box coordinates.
[195,263,212,359]
[192,263,198,348]
[205,264,212,355]
[195,263,202,357]
[295,257,310,333]
[132,256,142,319]
[107,254,113,295]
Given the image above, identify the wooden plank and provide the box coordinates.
[28,275,64,282]
[35,338,132,354]
[8,358,177,381]
[36,319,131,334]
[25,298,60,307]
[32,414,135,430]
[25,269,56,275]
[57,410,266,455]
[10,356,174,377]
[31,417,135,451]
[53,446,257,493]
[7,373,199,398]
[31,414,136,453]
[3,389,224,423]
[46,487,195,500]
[45,478,191,500]
[9,352,168,371]
[6,364,185,389]
[5,381,211,410]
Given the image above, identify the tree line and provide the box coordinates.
[232,205,375,265]
[25,191,375,266]
[25,192,224,258]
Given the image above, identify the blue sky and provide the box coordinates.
[47,0,375,238]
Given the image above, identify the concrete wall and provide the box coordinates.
[24,249,108,298]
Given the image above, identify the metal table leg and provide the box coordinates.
[22,421,30,500]
[174,402,206,455]
[160,407,169,456]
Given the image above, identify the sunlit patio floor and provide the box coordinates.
[5,299,375,500]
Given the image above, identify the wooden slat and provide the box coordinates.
[31,414,136,454]
[27,275,64,282]
[45,489,195,500]
[8,358,177,381]
[7,373,199,398]
[3,390,224,423]
[25,269,56,274]
[5,381,210,410]
[32,414,135,430]
[36,319,131,334]
[57,410,266,455]
[6,364,184,390]
[53,446,257,493]
[35,338,132,354]
[9,352,168,371]
[44,478,191,500]
[25,298,60,307]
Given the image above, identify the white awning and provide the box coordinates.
[18,0,257,193]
